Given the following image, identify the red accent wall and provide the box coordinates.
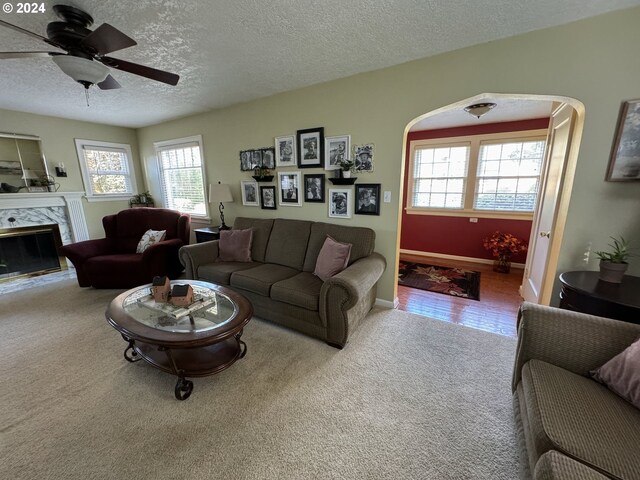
[401,118,550,263]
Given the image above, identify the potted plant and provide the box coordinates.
[595,236,633,283]
[129,191,154,207]
[483,231,528,273]
[252,166,273,182]
[338,158,355,178]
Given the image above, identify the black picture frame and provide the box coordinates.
[355,183,381,215]
[240,150,253,171]
[303,174,325,203]
[261,147,276,169]
[260,185,277,210]
[296,127,324,168]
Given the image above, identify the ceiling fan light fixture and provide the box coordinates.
[52,55,109,87]
[464,102,497,118]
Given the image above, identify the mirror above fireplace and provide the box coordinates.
[0,132,52,193]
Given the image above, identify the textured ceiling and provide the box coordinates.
[1,0,639,128]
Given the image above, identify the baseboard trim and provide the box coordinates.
[400,249,525,269]
[375,297,398,309]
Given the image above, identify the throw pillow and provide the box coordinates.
[314,235,352,281]
[218,228,253,262]
[591,337,640,409]
[136,229,167,253]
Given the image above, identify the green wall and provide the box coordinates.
[138,8,640,304]
[0,109,140,239]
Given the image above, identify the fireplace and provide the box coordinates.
[0,224,67,282]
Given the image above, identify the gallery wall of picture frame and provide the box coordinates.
[239,126,378,215]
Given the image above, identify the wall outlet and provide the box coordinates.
[469,217,478,223]
[383,191,391,203]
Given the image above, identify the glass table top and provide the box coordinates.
[122,282,237,333]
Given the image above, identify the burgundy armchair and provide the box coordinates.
[60,208,191,289]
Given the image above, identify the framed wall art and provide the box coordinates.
[354,144,374,172]
[325,135,350,171]
[303,173,325,202]
[606,99,640,181]
[328,188,352,219]
[240,180,258,206]
[261,147,275,169]
[260,185,277,210]
[355,183,380,215]
[275,135,296,168]
[297,127,324,168]
[278,171,301,206]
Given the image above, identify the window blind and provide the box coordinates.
[156,141,206,216]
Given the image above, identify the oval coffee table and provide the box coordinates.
[106,280,253,400]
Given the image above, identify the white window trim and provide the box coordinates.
[406,129,547,219]
[153,135,209,219]
[74,139,137,202]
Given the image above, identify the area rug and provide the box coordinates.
[0,279,518,479]
[398,261,481,300]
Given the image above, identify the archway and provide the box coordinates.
[394,93,585,315]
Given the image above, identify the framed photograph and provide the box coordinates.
[297,127,324,168]
[251,150,263,170]
[355,183,381,215]
[303,174,325,203]
[275,135,296,168]
[325,135,350,170]
[261,147,276,169]
[239,150,253,171]
[260,185,277,210]
[328,188,352,219]
[354,144,374,172]
[240,180,259,206]
[278,171,301,206]
[607,99,640,181]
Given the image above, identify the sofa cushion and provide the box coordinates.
[303,222,375,272]
[136,229,166,253]
[314,235,352,281]
[271,272,323,311]
[534,451,610,480]
[197,261,260,286]
[218,228,253,262]
[110,208,182,253]
[264,219,312,270]
[232,218,274,263]
[521,359,640,480]
[591,337,640,409]
[230,263,299,297]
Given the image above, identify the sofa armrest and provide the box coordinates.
[320,252,386,346]
[512,302,640,391]
[179,240,220,279]
[58,238,114,265]
[142,238,183,261]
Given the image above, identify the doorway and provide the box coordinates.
[395,94,584,335]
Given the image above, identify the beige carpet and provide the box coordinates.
[1,278,519,479]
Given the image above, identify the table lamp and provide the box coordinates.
[209,182,234,230]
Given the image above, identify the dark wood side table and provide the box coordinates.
[558,271,640,324]
[194,226,220,243]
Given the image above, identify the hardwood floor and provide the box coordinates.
[397,254,524,338]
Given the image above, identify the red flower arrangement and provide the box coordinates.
[483,231,528,260]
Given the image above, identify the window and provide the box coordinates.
[411,143,469,209]
[154,135,208,217]
[475,140,545,211]
[75,139,137,201]
[407,130,546,218]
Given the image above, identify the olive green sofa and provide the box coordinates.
[512,302,640,479]
[178,217,386,348]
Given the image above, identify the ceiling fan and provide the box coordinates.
[0,4,180,91]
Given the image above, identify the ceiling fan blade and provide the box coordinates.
[0,19,62,49]
[97,74,121,90]
[101,56,179,86]
[81,23,136,55]
[0,51,57,59]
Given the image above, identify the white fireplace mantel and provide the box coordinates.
[0,191,89,242]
